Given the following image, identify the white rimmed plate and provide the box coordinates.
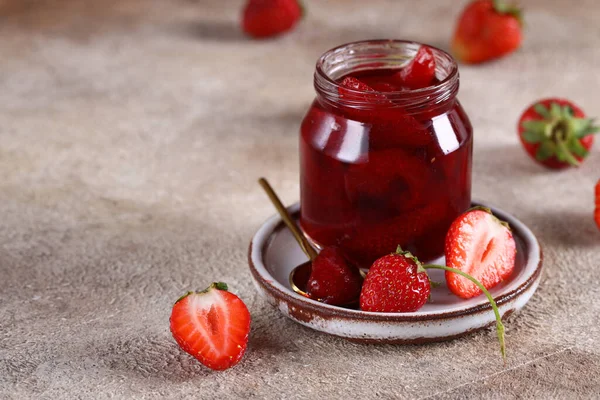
[248,202,542,343]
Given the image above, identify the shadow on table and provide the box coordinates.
[521,208,600,249]
[170,19,246,42]
[91,334,216,381]
[245,108,309,133]
[474,143,546,178]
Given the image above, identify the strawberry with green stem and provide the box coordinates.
[361,246,507,360]
[242,0,303,39]
[595,179,600,230]
[452,0,523,64]
[519,98,598,169]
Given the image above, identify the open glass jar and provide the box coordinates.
[299,40,473,267]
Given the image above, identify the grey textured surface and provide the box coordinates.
[1,0,600,399]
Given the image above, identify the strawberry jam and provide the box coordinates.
[300,40,473,267]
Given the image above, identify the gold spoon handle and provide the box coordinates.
[258,178,318,261]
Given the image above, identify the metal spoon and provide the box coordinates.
[258,178,365,304]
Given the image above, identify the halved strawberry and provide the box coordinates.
[170,282,251,371]
[595,179,600,230]
[445,207,516,299]
[395,46,436,89]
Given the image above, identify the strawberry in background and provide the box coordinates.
[242,0,303,39]
[518,98,598,169]
[595,179,600,230]
[452,0,523,64]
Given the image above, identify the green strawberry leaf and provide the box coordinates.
[575,121,600,138]
[297,0,306,18]
[536,141,555,161]
[555,140,581,166]
[521,120,548,136]
[562,105,574,118]
[550,103,563,119]
[570,118,592,134]
[533,103,551,119]
[522,130,544,143]
[568,137,589,158]
[521,120,547,134]
[584,125,600,136]
[493,0,523,25]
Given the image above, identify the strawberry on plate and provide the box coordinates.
[360,248,431,312]
[306,246,364,305]
[452,0,523,64]
[242,0,302,39]
[445,207,517,299]
[518,98,598,169]
[595,179,600,230]
[170,282,251,371]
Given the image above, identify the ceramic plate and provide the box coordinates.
[248,202,542,343]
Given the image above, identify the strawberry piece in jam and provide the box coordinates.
[395,46,437,89]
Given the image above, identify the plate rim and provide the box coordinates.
[248,201,543,322]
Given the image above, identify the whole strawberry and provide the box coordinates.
[518,98,598,169]
[242,0,302,39]
[360,248,430,312]
[452,0,523,64]
[170,282,251,371]
[595,179,600,230]
[306,246,363,305]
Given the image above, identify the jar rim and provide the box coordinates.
[314,39,459,111]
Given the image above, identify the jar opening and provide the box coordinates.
[314,40,459,112]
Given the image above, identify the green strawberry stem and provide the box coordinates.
[298,0,306,17]
[424,264,506,361]
[174,282,229,304]
[492,0,523,25]
[556,140,581,167]
[258,178,318,260]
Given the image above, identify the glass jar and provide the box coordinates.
[299,40,473,267]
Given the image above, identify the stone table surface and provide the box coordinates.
[1,0,600,398]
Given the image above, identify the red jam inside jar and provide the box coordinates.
[299,40,473,267]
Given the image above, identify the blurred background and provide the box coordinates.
[1,0,598,237]
[1,0,599,212]
[1,1,600,398]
